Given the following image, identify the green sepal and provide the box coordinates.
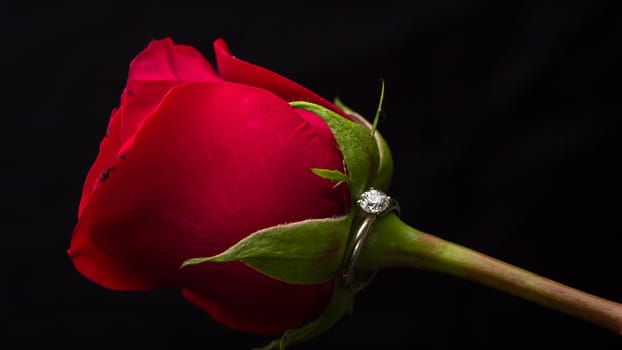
[311,167,348,184]
[290,101,379,200]
[180,216,351,284]
[333,97,394,192]
[333,96,354,115]
[368,129,393,191]
[371,79,385,135]
[255,280,354,350]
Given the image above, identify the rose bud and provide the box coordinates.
[68,37,390,347]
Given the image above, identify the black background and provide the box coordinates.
[5,1,622,349]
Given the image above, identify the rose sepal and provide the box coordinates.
[333,94,393,192]
[181,216,351,284]
[290,101,380,200]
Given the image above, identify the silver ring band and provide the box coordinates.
[343,189,400,292]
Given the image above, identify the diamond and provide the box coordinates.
[358,189,391,214]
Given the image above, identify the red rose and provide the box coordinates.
[68,38,350,334]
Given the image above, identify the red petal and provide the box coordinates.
[128,38,220,81]
[78,38,222,217]
[181,263,334,334]
[214,38,349,118]
[69,82,347,331]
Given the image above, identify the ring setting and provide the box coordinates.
[343,188,400,291]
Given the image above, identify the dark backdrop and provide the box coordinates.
[5,1,622,349]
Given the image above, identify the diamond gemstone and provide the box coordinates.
[358,189,391,214]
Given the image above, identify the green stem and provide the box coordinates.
[357,213,622,334]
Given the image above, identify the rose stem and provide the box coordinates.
[357,212,622,334]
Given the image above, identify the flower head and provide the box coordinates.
[68,38,351,334]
